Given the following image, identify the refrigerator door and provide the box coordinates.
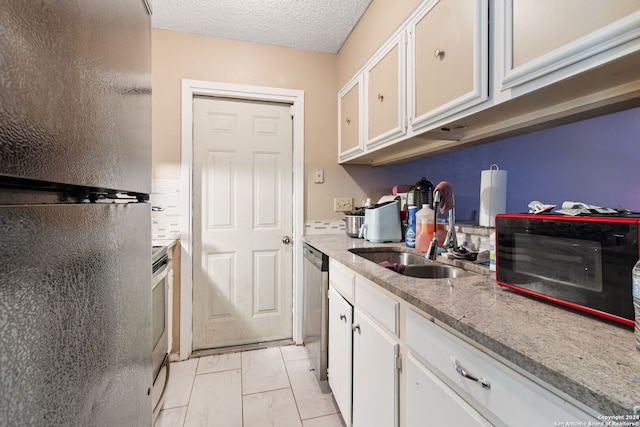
[0,203,151,425]
[0,0,151,194]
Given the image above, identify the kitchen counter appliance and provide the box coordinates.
[344,208,365,238]
[0,1,153,424]
[496,213,639,326]
[302,243,329,387]
[359,200,403,243]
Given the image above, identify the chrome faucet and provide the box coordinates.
[426,192,441,260]
[426,189,458,260]
[442,207,458,250]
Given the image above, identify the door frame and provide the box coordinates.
[179,79,305,360]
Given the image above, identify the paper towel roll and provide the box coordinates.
[479,164,507,227]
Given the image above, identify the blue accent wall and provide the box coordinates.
[378,107,640,222]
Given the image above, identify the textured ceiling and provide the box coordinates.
[151,0,373,53]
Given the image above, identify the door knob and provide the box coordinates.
[282,236,291,244]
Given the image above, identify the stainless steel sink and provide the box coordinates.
[348,248,427,266]
[401,264,467,279]
[348,247,468,279]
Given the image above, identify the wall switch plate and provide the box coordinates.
[334,197,353,212]
[313,168,324,184]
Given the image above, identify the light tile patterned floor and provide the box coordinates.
[156,345,346,427]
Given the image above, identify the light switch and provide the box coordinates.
[313,168,324,184]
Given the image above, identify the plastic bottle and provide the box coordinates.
[415,204,435,253]
[405,206,418,248]
[633,259,640,352]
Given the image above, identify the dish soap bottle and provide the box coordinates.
[633,259,640,352]
[405,206,418,248]
[415,204,434,253]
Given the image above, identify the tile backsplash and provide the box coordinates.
[151,179,181,242]
[304,220,345,235]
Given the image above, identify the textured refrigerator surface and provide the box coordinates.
[0,203,151,425]
[0,0,151,194]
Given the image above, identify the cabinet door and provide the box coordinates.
[502,0,640,89]
[406,310,600,426]
[338,76,363,162]
[410,0,488,130]
[352,308,399,427]
[406,354,492,427]
[366,33,406,148]
[328,287,353,427]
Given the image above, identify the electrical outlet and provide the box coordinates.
[334,197,353,212]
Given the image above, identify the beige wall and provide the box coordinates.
[152,0,423,221]
[337,0,422,86]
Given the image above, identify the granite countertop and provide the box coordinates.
[302,234,640,417]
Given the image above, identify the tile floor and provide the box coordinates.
[156,345,346,427]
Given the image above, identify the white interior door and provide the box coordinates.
[192,96,293,350]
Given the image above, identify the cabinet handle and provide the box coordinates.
[352,323,361,334]
[377,93,384,102]
[346,117,351,125]
[434,48,445,59]
[339,313,347,322]
[452,357,490,389]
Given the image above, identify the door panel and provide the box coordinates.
[339,80,362,155]
[193,96,293,350]
[512,0,640,68]
[406,354,491,427]
[414,0,475,116]
[328,287,353,426]
[0,0,151,194]
[352,308,399,427]
[368,43,401,143]
[0,203,151,425]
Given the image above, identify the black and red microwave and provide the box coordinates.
[495,213,639,326]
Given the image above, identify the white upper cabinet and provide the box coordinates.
[499,0,640,92]
[338,75,364,162]
[337,0,640,165]
[408,0,489,131]
[365,33,407,149]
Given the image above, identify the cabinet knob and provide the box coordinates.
[339,313,347,322]
[434,48,445,59]
[282,236,291,244]
[346,117,351,125]
[352,323,361,333]
[377,93,384,102]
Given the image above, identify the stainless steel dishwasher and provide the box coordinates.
[302,242,329,384]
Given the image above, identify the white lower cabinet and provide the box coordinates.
[406,309,599,426]
[328,287,353,426]
[328,260,599,427]
[406,353,491,427]
[328,274,400,427]
[352,307,400,427]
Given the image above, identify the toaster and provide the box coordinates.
[358,200,402,243]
